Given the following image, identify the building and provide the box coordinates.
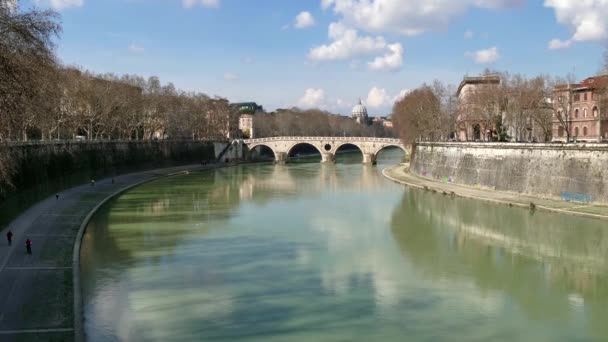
[231,102,264,139]
[552,75,608,142]
[383,119,393,129]
[372,116,393,128]
[352,99,369,125]
[456,74,502,141]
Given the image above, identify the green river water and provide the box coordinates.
[80,150,608,341]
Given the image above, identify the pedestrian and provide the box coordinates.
[56,193,60,200]
[111,178,115,184]
[91,179,95,186]
[25,238,32,254]
[6,230,13,246]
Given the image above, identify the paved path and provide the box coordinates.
[0,163,221,342]
[384,164,608,220]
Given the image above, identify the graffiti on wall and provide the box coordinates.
[561,192,593,203]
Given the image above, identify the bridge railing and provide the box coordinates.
[243,136,403,144]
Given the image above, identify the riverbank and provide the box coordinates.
[0,140,217,228]
[383,164,608,221]
[0,162,243,342]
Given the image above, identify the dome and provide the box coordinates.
[351,99,368,119]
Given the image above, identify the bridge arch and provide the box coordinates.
[333,142,364,162]
[248,144,277,161]
[286,142,323,161]
[243,137,407,164]
[374,144,408,160]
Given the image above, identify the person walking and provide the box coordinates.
[25,238,32,254]
[6,231,13,246]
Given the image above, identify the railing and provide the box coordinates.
[0,138,226,147]
[243,136,403,144]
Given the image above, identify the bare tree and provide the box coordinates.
[392,84,445,144]
[0,0,61,141]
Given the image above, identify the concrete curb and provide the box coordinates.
[382,166,608,221]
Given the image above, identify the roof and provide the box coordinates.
[579,75,608,90]
[456,74,501,97]
[554,75,608,91]
[230,102,264,114]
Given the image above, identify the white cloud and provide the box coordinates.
[368,43,403,71]
[308,22,387,61]
[321,0,522,36]
[365,87,410,108]
[465,46,500,64]
[295,11,315,29]
[548,38,572,50]
[366,87,391,108]
[544,0,608,46]
[182,0,219,9]
[35,0,83,10]
[308,22,404,71]
[464,29,474,39]
[223,73,238,81]
[128,43,145,53]
[297,88,326,108]
[393,89,411,103]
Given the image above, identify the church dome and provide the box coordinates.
[351,99,368,119]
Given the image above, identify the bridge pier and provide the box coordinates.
[321,153,335,163]
[275,152,287,164]
[362,153,377,165]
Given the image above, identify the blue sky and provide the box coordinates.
[23,0,608,115]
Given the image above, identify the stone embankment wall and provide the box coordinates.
[0,141,217,224]
[410,142,608,203]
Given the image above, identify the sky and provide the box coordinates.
[21,0,608,116]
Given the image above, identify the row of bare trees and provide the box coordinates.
[392,73,557,143]
[45,69,237,141]
[0,1,238,143]
[252,108,395,138]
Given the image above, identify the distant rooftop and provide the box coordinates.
[554,74,608,91]
[457,74,501,96]
[231,102,264,114]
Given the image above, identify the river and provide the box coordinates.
[80,149,608,341]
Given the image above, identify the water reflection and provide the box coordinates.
[391,189,608,339]
[82,150,608,341]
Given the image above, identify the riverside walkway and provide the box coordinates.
[384,164,608,220]
[0,164,215,342]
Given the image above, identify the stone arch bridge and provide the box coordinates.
[243,136,409,164]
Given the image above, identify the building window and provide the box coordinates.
[593,107,599,117]
[575,109,579,118]
[558,126,564,137]
[583,127,588,136]
[584,93,588,101]
[584,108,588,118]
[574,94,580,102]
[575,127,579,136]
